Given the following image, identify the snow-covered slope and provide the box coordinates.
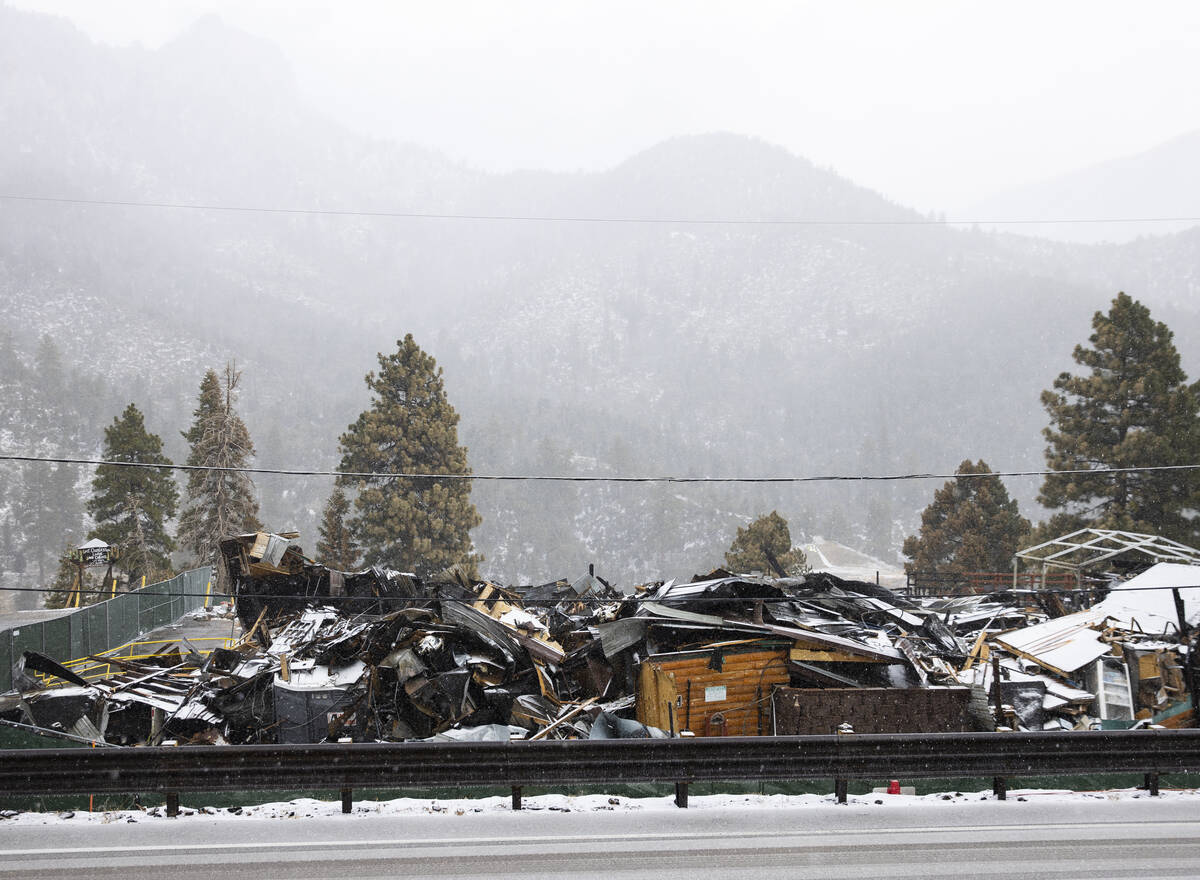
[3,7,1200,587]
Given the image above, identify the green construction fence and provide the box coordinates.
[0,566,214,693]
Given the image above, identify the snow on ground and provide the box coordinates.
[802,537,907,589]
[4,786,1194,825]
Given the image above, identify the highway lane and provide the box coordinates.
[3,799,1199,879]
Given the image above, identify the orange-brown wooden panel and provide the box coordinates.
[636,648,789,737]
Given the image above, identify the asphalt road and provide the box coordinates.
[3,798,1199,879]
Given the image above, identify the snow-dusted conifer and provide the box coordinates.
[316,485,359,570]
[177,365,261,569]
[86,403,178,585]
[724,511,808,575]
[338,335,481,578]
[1039,293,1200,544]
[902,460,1030,575]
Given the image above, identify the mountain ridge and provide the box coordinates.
[962,128,1200,244]
[2,6,1199,590]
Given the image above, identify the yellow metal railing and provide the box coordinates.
[32,637,237,685]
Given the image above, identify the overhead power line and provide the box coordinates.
[2,194,1198,227]
[2,453,1198,484]
[2,582,1198,601]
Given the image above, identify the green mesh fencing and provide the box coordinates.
[108,594,138,649]
[0,566,213,693]
[0,639,10,690]
[41,615,70,661]
[82,604,106,657]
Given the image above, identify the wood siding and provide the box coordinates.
[636,646,789,737]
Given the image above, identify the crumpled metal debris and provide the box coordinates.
[4,533,1195,745]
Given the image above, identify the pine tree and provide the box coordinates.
[316,485,359,570]
[338,335,481,578]
[177,365,261,568]
[17,462,83,582]
[902,460,1031,574]
[1024,511,1089,550]
[86,403,178,586]
[33,334,65,398]
[1039,293,1200,543]
[724,511,809,575]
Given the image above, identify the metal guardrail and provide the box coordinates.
[3,729,1197,813]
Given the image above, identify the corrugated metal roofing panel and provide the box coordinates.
[993,610,1112,675]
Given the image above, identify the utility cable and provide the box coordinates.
[4,582,1199,601]
[2,194,1198,228]
[2,453,1199,485]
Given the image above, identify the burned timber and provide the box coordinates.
[4,529,1200,749]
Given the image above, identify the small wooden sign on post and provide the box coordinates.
[72,539,113,567]
[65,539,118,606]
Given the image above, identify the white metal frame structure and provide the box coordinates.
[1014,528,1200,589]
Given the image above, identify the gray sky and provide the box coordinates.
[11,0,1200,212]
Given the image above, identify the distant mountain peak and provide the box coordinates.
[962,128,1200,244]
[604,131,917,222]
[615,132,816,177]
[159,13,297,100]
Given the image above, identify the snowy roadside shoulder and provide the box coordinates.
[2,786,1195,825]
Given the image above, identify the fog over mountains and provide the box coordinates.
[963,128,1200,244]
[3,7,1199,591]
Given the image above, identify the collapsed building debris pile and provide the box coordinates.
[4,531,1199,747]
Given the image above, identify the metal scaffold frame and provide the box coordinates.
[1014,529,1200,589]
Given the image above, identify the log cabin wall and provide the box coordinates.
[636,644,790,736]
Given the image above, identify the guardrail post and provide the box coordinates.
[1145,773,1160,796]
[834,721,854,803]
[166,792,179,818]
[992,776,1007,800]
[511,786,523,810]
[674,782,689,808]
[341,787,353,814]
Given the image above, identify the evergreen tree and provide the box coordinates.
[177,365,261,568]
[1024,511,1089,548]
[338,335,481,578]
[902,460,1031,574]
[87,403,178,585]
[316,485,359,570]
[724,511,808,575]
[1039,293,1200,542]
[17,462,83,582]
[33,334,65,399]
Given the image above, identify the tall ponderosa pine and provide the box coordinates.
[87,403,178,585]
[724,511,808,575]
[902,460,1031,574]
[316,485,360,570]
[178,365,261,568]
[19,461,83,583]
[1039,293,1200,543]
[338,335,481,578]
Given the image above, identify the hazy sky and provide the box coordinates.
[11,0,1200,212]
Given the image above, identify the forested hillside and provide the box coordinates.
[2,7,1198,595]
